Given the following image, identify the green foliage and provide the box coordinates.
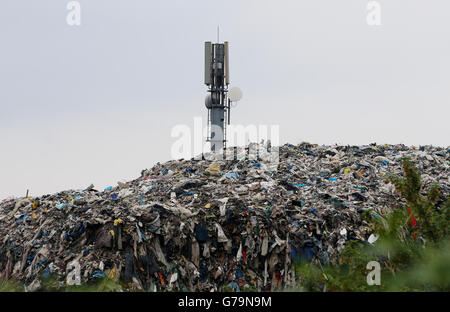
[62,277,123,292]
[0,279,24,292]
[387,157,449,242]
[296,158,450,291]
[0,275,124,292]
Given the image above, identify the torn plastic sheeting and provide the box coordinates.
[215,223,229,243]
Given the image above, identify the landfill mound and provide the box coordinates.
[0,143,449,291]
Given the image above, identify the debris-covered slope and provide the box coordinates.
[1,143,449,291]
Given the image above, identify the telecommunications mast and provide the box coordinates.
[204,39,242,152]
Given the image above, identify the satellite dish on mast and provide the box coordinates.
[205,94,212,109]
[228,87,243,102]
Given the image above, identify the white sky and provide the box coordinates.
[1,0,449,199]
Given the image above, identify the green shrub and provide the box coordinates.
[295,158,450,291]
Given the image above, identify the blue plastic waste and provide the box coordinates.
[92,270,106,279]
[227,282,240,292]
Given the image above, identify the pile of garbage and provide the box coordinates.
[1,143,449,291]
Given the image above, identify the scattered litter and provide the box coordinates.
[0,142,448,291]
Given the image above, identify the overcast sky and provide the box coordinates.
[1,0,449,199]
